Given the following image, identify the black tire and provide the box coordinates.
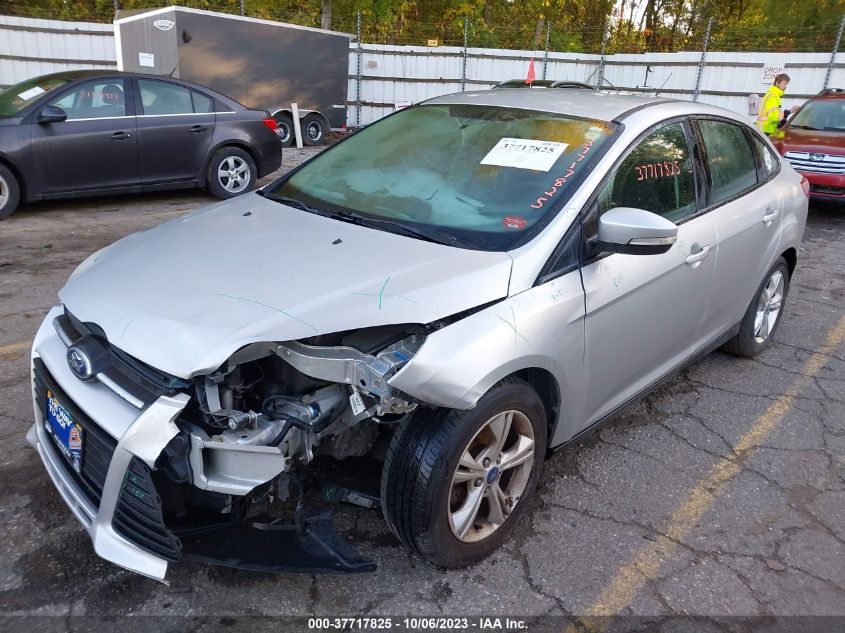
[275,114,293,147]
[0,163,21,220]
[722,257,790,358]
[206,147,256,199]
[301,114,325,146]
[380,377,547,568]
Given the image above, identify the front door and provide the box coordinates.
[580,120,717,424]
[31,78,139,194]
[134,79,216,184]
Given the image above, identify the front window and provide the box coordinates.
[596,122,696,225]
[790,100,845,132]
[267,104,617,250]
[0,76,68,117]
[49,79,127,120]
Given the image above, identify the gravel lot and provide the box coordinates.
[0,145,843,628]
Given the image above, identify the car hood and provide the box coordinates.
[60,194,513,378]
[782,126,845,154]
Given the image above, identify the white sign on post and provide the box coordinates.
[761,62,785,84]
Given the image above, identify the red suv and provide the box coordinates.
[777,88,845,202]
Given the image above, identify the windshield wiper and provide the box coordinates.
[264,194,328,215]
[331,209,460,247]
[788,124,818,130]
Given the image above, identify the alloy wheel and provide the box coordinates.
[217,156,250,194]
[0,174,8,208]
[754,270,784,344]
[306,121,322,142]
[448,409,535,543]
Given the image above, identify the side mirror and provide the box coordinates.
[37,106,67,124]
[595,207,678,255]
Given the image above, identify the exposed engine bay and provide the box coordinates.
[150,325,428,573]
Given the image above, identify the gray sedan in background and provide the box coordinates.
[28,88,808,579]
[0,70,282,219]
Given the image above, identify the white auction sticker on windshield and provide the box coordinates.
[18,86,46,101]
[480,138,568,172]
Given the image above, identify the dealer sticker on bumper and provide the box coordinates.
[45,389,83,473]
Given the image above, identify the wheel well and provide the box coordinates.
[511,368,560,447]
[781,247,797,278]
[0,155,27,201]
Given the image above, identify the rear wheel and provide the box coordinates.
[206,147,256,199]
[722,257,790,357]
[0,164,21,220]
[302,114,325,146]
[381,377,547,568]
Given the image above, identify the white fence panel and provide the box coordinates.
[0,15,115,86]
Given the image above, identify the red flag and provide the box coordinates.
[525,58,536,85]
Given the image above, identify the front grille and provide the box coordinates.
[55,310,190,407]
[33,358,117,507]
[113,457,181,562]
[784,151,845,175]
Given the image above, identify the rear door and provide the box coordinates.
[692,119,783,341]
[133,78,216,184]
[580,120,718,424]
[30,78,139,194]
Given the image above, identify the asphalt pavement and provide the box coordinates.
[0,147,843,630]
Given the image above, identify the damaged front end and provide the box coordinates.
[30,307,427,579]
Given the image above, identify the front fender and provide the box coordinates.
[389,271,585,429]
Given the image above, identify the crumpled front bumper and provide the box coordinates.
[29,306,189,582]
[29,306,377,579]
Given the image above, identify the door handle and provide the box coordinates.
[190,125,207,134]
[685,244,711,265]
[110,131,131,140]
[763,207,779,224]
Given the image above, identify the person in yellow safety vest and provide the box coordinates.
[757,73,790,136]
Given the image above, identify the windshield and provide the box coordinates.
[267,104,617,251]
[790,99,845,132]
[0,76,68,117]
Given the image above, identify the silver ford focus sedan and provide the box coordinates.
[28,89,808,579]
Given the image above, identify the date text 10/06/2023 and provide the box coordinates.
[307,617,528,631]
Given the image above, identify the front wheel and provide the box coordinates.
[0,164,21,220]
[206,147,256,199]
[380,377,547,568]
[722,257,790,357]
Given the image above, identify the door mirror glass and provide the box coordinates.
[596,207,678,255]
[37,105,67,124]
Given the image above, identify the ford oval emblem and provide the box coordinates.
[154,19,175,31]
[809,153,825,162]
[67,346,93,380]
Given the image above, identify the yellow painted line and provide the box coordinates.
[0,341,32,360]
[568,314,845,630]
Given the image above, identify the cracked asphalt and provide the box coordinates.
[0,145,843,625]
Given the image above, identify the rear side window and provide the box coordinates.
[698,120,757,205]
[191,90,214,113]
[751,134,778,178]
[597,122,696,224]
[138,79,193,115]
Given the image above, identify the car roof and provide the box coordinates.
[424,88,674,122]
